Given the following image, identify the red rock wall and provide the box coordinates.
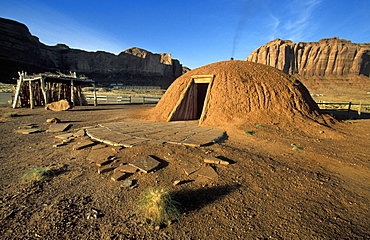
[246,37,370,77]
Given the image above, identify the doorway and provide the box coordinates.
[168,75,214,122]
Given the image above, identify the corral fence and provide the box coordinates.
[85,95,161,105]
[317,101,370,116]
[110,85,162,90]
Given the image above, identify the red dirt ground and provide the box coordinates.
[0,104,369,239]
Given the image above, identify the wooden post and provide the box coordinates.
[29,80,34,109]
[12,72,24,108]
[347,102,352,118]
[40,76,48,105]
[358,101,362,116]
[92,83,97,106]
[71,79,74,106]
[78,86,83,106]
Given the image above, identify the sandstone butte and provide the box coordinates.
[246,37,370,77]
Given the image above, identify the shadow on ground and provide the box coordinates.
[322,109,370,120]
[173,184,240,213]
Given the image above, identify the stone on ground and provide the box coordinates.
[111,172,127,181]
[196,166,219,179]
[129,155,160,173]
[46,123,71,133]
[45,99,71,111]
[73,139,96,150]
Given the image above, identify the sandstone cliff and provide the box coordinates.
[0,17,183,87]
[246,37,370,77]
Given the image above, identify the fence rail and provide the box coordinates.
[317,101,369,116]
[85,95,161,104]
[110,85,162,89]
[317,103,370,106]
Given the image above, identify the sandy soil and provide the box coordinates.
[0,104,369,239]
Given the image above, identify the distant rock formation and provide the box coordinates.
[0,17,183,87]
[246,37,370,77]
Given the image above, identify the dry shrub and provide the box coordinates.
[137,187,180,226]
[3,112,18,118]
[21,167,50,183]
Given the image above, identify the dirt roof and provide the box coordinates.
[145,60,324,129]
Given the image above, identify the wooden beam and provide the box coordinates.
[194,78,212,84]
[199,76,215,124]
[192,75,215,84]
[191,74,215,79]
[167,79,194,121]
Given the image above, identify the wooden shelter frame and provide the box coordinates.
[167,74,215,124]
[12,72,97,109]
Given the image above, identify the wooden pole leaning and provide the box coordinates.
[40,75,48,105]
[12,72,24,108]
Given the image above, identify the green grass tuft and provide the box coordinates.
[245,131,254,136]
[292,146,304,150]
[137,187,180,226]
[3,112,19,118]
[21,167,50,183]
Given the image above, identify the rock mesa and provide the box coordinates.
[0,17,183,87]
[246,37,370,77]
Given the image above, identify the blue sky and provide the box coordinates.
[1,0,369,69]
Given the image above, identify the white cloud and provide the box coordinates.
[284,0,322,41]
[268,13,281,40]
[266,0,322,42]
